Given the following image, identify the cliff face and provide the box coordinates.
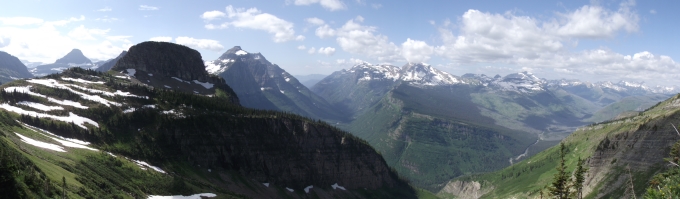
[113,41,209,82]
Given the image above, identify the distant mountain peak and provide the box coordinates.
[55,49,92,65]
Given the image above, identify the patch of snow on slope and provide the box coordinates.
[61,77,105,84]
[263,183,269,187]
[205,61,221,74]
[0,104,97,129]
[192,80,214,89]
[331,183,346,190]
[147,193,216,199]
[17,101,64,111]
[286,187,294,192]
[27,79,121,106]
[132,159,166,174]
[15,133,66,152]
[5,86,88,109]
[126,69,136,76]
[235,50,248,55]
[304,185,313,193]
[172,77,191,84]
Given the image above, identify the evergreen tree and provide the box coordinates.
[550,143,570,199]
[572,157,588,199]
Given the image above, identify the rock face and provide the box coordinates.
[114,41,210,82]
[55,49,92,65]
[95,51,126,72]
[0,51,33,83]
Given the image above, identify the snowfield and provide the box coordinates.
[17,101,64,111]
[0,103,98,129]
[147,193,216,199]
[15,133,66,152]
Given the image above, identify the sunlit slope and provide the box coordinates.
[439,94,680,199]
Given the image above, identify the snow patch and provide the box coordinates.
[15,133,66,152]
[0,104,98,129]
[286,187,294,192]
[304,185,313,193]
[172,77,191,84]
[147,193,216,199]
[331,183,346,190]
[125,69,136,76]
[61,77,105,84]
[192,80,214,89]
[17,101,64,111]
[235,50,248,55]
[131,159,166,174]
[263,183,269,187]
[164,85,172,88]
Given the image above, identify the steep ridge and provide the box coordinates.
[95,51,126,72]
[0,51,33,84]
[112,41,239,104]
[0,53,415,197]
[206,46,345,121]
[30,49,95,76]
[440,94,680,198]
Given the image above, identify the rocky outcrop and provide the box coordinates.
[0,51,33,84]
[440,180,491,199]
[113,41,210,82]
[113,41,239,104]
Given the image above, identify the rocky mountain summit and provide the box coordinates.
[112,41,239,104]
[205,46,345,121]
[54,49,92,66]
[30,49,95,76]
[0,51,33,83]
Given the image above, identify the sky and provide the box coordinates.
[1,0,679,86]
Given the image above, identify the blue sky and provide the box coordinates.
[1,0,679,86]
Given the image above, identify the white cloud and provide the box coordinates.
[318,47,336,56]
[649,9,656,14]
[315,24,336,38]
[139,5,159,11]
[0,36,10,48]
[401,38,433,63]
[95,16,118,23]
[306,17,325,26]
[308,47,316,54]
[149,36,173,42]
[0,17,132,62]
[334,17,401,62]
[201,10,226,21]
[292,0,347,11]
[175,37,224,51]
[371,3,382,9]
[0,17,44,26]
[67,25,110,40]
[204,5,299,43]
[297,45,306,50]
[556,0,639,38]
[296,35,306,41]
[96,7,112,12]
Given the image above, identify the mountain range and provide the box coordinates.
[0,51,33,84]
[0,41,416,198]
[29,49,98,76]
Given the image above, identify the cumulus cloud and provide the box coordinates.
[95,16,118,23]
[139,5,159,11]
[203,5,300,43]
[556,0,639,38]
[291,0,347,11]
[306,17,325,25]
[315,24,336,38]
[334,16,400,62]
[0,17,132,62]
[318,47,336,56]
[175,37,224,51]
[650,9,656,14]
[201,10,226,21]
[296,35,306,41]
[297,45,306,50]
[149,36,173,42]
[308,47,316,54]
[401,38,433,63]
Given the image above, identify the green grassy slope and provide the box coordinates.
[439,94,680,198]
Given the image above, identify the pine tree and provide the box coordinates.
[550,143,570,199]
[572,157,588,199]
[62,176,66,199]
